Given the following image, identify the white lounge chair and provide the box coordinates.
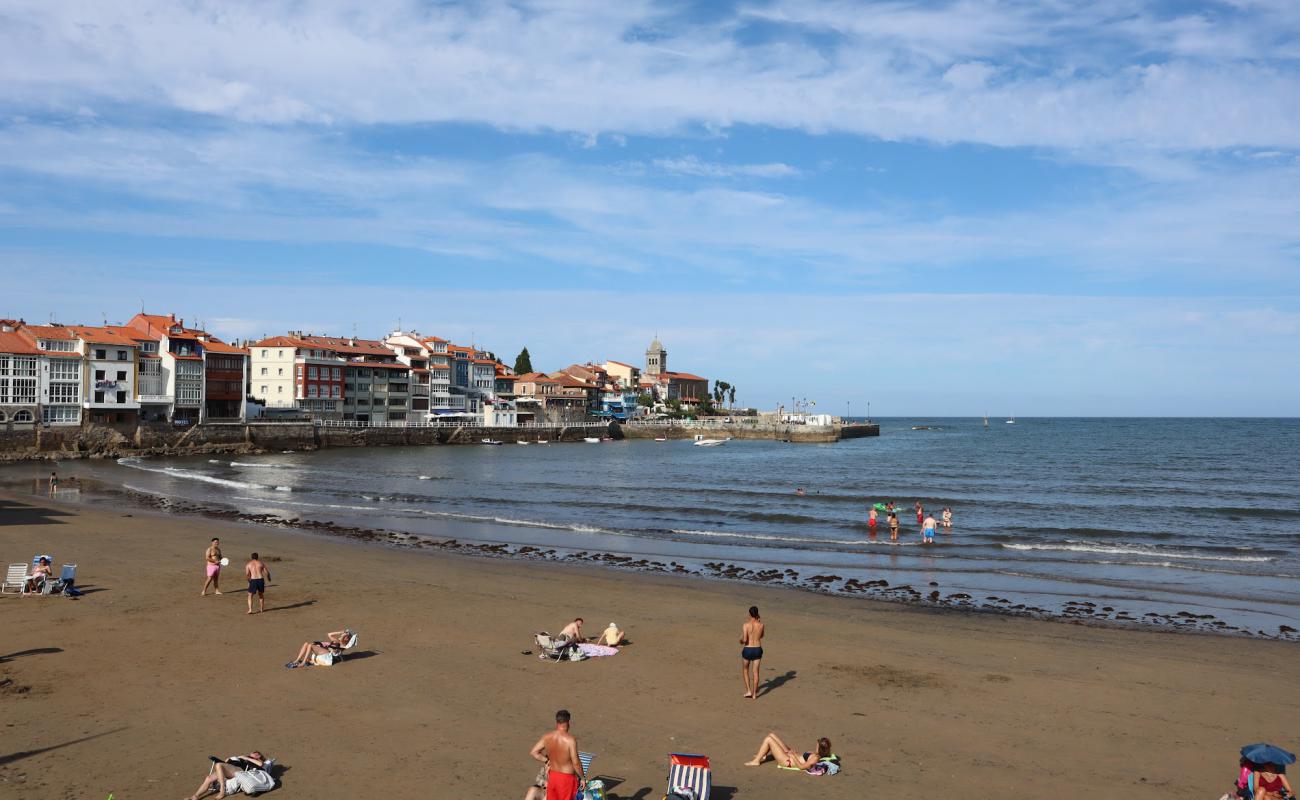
[1,564,27,594]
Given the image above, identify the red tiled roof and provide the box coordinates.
[201,339,247,355]
[421,336,447,344]
[21,324,77,341]
[251,335,314,348]
[67,326,139,346]
[604,360,636,369]
[663,371,708,382]
[0,330,41,355]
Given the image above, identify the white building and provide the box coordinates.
[249,335,345,419]
[20,323,83,426]
[0,323,41,428]
[68,326,140,425]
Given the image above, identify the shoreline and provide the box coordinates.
[1,491,1297,799]
[29,476,1299,642]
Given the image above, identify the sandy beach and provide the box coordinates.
[1,490,1296,800]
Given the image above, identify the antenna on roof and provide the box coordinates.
[140,299,145,313]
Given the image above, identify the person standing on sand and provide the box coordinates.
[529,709,585,800]
[888,512,900,542]
[922,513,937,544]
[868,506,878,541]
[202,538,223,596]
[740,605,765,700]
[245,552,269,614]
[48,470,59,494]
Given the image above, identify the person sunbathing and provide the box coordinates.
[24,557,52,594]
[1255,764,1294,800]
[184,751,271,799]
[744,732,831,769]
[596,622,626,647]
[285,628,354,668]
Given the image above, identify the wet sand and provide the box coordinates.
[1,492,1296,799]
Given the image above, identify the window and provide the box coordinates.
[116,391,127,404]
[42,406,79,424]
[296,365,303,378]
[116,370,126,381]
[141,341,158,353]
[13,410,33,423]
[308,366,318,379]
[260,385,268,395]
[95,391,105,403]
[49,382,79,404]
[277,386,283,393]
[260,367,268,376]
[95,369,105,380]
[261,349,268,358]
[279,350,285,358]
[332,385,341,398]
[117,350,127,361]
[40,339,74,352]
[332,368,341,380]
[95,349,106,359]
[308,385,318,398]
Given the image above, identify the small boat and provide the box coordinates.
[1005,417,1016,424]
[481,438,504,445]
[692,434,729,447]
[517,440,530,445]
[537,439,549,444]
[911,425,936,430]
[583,437,600,443]
[653,437,667,442]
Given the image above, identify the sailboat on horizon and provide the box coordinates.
[1006,415,1016,424]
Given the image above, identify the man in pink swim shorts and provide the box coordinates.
[202,537,223,596]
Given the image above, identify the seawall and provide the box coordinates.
[621,419,880,443]
[0,421,614,462]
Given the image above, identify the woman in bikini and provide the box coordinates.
[744,733,831,769]
[184,751,269,800]
[1254,764,1293,800]
[285,628,354,668]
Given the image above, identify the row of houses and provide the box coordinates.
[0,313,709,429]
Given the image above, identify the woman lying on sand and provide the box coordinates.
[744,732,831,769]
[285,628,354,668]
[184,751,273,799]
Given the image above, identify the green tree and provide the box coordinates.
[636,393,655,407]
[513,347,533,374]
[728,386,736,407]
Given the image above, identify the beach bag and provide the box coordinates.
[665,789,696,800]
[806,754,841,776]
[581,779,606,800]
[567,647,587,662]
[232,767,276,795]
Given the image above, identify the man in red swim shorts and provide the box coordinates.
[530,709,584,800]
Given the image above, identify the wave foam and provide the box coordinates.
[1002,542,1271,563]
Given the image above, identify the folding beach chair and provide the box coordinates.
[332,632,359,663]
[1,564,27,595]
[54,564,76,594]
[576,752,597,799]
[534,632,572,662]
[665,753,711,800]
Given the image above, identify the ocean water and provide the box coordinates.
[22,417,1300,635]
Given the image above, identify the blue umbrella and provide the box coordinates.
[1241,743,1296,766]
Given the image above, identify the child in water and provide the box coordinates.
[942,507,953,530]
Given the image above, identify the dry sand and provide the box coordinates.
[1,491,1296,799]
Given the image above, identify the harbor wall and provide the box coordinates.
[0,421,611,462]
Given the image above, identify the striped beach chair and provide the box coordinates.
[666,753,711,800]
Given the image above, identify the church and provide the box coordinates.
[639,337,709,404]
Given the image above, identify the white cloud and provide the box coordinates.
[0,1,1297,152]
[650,156,801,178]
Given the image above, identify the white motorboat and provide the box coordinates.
[692,434,729,447]
[653,437,668,442]
[481,438,504,445]
[537,439,549,444]
[517,440,530,445]
[583,437,601,443]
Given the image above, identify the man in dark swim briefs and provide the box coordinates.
[740,605,765,700]
[244,552,269,615]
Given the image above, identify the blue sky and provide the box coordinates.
[1,0,1298,415]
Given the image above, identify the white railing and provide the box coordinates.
[313,419,609,429]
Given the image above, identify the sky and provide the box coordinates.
[1,0,1298,416]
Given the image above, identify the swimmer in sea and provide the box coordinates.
[868,506,878,541]
[942,507,952,531]
[888,512,900,542]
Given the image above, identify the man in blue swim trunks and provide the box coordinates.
[740,605,765,700]
[244,552,269,615]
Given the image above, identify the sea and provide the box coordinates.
[11,417,1300,636]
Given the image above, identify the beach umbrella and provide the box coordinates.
[1241,743,1296,766]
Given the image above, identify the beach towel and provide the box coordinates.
[224,767,275,795]
[777,754,840,775]
[577,643,619,658]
